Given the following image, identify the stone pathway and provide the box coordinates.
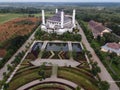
[31,59,80,67]
[51,64,58,78]
[41,41,48,50]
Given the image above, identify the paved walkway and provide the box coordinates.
[31,59,80,67]
[51,64,58,78]
[76,21,119,90]
[17,78,77,90]
[41,41,48,50]
[68,41,72,51]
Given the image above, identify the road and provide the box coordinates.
[0,26,40,80]
[76,21,119,90]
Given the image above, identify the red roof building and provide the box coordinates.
[88,20,112,38]
[101,42,120,56]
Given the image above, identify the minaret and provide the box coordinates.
[56,9,58,13]
[42,10,45,25]
[72,9,76,27]
[61,11,64,28]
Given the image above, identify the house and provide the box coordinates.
[88,20,112,38]
[101,42,120,56]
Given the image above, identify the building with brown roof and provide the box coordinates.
[101,42,120,56]
[88,20,112,38]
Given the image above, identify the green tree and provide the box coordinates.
[7,64,13,72]
[3,83,9,90]
[38,63,46,80]
[91,62,101,76]
[99,81,110,90]
[76,86,81,90]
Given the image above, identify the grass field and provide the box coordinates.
[0,13,26,24]
[8,67,52,90]
[58,67,99,90]
[0,12,53,24]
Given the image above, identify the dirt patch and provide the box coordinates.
[0,49,6,57]
[0,17,40,42]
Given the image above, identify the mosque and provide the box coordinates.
[41,9,76,34]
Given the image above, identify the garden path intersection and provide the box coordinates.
[1,38,89,90]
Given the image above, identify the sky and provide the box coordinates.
[0,0,120,2]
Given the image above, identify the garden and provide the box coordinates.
[41,42,70,59]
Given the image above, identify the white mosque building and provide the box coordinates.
[41,9,76,34]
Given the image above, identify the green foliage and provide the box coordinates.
[7,35,27,51]
[79,20,93,43]
[99,81,110,90]
[0,36,27,69]
[8,67,51,90]
[58,67,99,90]
[0,13,24,24]
[76,86,81,90]
[7,64,13,72]
[103,33,120,43]
[91,62,101,76]
[3,83,9,90]
[35,29,82,41]
[107,23,120,36]
[38,63,46,80]
[76,8,120,24]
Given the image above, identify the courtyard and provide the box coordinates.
[25,40,88,67]
[5,40,100,90]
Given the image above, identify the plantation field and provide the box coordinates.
[0,17,40,42]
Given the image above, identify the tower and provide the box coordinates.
[56,9,58,13]
[72,9,76,27]
[42,10,45,25]
[61,11,64,28]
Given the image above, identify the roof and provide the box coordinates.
[89,20,102,27]
[47,11,71,23]
[88,20,105,32]
[88,20,111,38]
[106,42,120,50]
[94,25,106,32]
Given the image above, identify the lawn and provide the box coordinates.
[58,67,99,90]
[0,13,52,24]
[8,67,52,90]
[0,13,25,24]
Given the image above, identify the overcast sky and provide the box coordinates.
[0,0,120,2]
